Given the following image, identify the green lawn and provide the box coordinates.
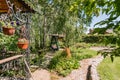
[97,57,120,80]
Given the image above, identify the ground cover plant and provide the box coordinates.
[97,57,120,80]
[0,33,19,51]
[48,45,97,76]
[48,51,79,77]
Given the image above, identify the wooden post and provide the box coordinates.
[65,47,71,58]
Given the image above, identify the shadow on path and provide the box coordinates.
[86,65,92,80]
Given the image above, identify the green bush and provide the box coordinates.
[0,33,19,51]
[48,41,98,76]
[48,51,80,76]
[48,47,97,76]
[82,35,117,45]
[55,58,79,76]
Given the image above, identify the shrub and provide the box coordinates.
[48,51,80,76]
[82,35,117,45]
[0,33,19,51]
[48,45,97,77]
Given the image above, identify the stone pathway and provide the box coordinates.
[40,51,56,68]
[90,46,114,51]
[59,55,103,80]
[30,69,51,80]
[30,47,109,80]
[30,51,55,80]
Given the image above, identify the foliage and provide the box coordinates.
[71,47,97,60]
[0,19,20,28]
[98,47,120,62]
[48,46,97,76]
[93,0,120,58]
[92,28,107,34]
[25,0,120,59]
[30,52,46,66]
[18,38,28,44]
[48,51,79,76]
[23,0,94,50]
[82,35,117,45]
[97,57,120,80]
[30,54,39,65]
[0,33,19,51]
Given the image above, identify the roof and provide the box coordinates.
[88,28,113,34]
[0,0,34,13]
[106,29,113,34]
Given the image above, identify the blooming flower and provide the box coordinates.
[0,20,20,28]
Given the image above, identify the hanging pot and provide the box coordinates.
[2,27,15,35]
[17,38,29,50]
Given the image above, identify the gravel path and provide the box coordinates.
[90,46,114,51]
[40,51,55,68]
[30,47,108,80]
[59,55,103,80]
[30,69,51,80]
[30,51,55,80]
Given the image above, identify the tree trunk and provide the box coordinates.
[43,14,47,49]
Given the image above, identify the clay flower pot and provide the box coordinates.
[2,27,15,35]
[17,38,29,50]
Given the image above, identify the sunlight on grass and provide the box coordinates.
[48,46,97,76]
[97,57,120,80]
[70,46,97,58]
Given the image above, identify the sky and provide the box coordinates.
[91,14,109,28]
[86,13,109,33]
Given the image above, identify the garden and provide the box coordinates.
[0,0,120,80]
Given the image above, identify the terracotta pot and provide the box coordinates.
[17,42,29,49]
[2,27,15,35]
[17,38,29,50]
[65,47,71,58]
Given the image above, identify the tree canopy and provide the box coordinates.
[23,0,120,57]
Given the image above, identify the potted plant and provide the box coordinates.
[17,38,29,49]
[2,26,15,35]
[0,20,19,35]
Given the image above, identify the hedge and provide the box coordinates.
[82,35,117,44]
